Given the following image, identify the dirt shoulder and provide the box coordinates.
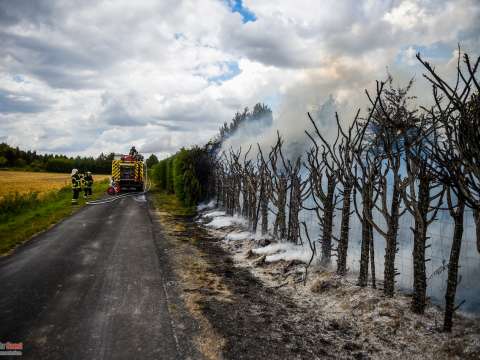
[149,194,354,359]
[149,193,480,359]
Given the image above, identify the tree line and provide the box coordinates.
[206,50,479,332]
[0,143,115,174]
[0,143,160,174]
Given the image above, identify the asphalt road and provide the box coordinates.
[0,195,183,359]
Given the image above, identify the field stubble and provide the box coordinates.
[0,171,110,255]
[0,170,109,199]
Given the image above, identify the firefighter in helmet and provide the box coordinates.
[84,171,94,198]
[71,169,81,204]
[129,146,138,157]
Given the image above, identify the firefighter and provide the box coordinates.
[71,169,81,204]
[84,171,94,198]
[129,146,138,157]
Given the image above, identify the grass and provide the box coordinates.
[0,179,109,255]
[0,170,110,199]
[149,187,196,217]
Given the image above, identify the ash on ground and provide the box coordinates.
[197,206,480,360]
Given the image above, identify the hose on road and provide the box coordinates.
[85,191,147,205]
[86,161,153,205]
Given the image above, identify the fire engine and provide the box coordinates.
[109,152,144,194]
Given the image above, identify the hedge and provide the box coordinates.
[151,147,211,207]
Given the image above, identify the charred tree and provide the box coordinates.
[402,141,444,314]
[353,151,380,288]
[246,164,259,230]
[475,209,480,253]
[225,149,242,216]
[351,93,384,288]
[260,165,270,235]
[257,146,271,235]
[444,190,465,332]
[286,158,302,243]
[417,51,480,211]
[306,108,372,275]
[363,78,421,297]
[305,146,337,265]
[269,134,290,240]
[281,154,310,245]
[416,49,479,330]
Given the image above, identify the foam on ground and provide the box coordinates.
[206,215,247,229]
[203,210,226,218]
[197,200,216,211]
[253,242,313,263]
[226,231,253,241]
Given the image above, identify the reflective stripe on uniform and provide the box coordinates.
[72,174,81,189]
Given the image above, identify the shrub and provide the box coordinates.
[0,191,40,220]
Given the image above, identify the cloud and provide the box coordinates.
[0,88,52,113]
[0,0,56,26]
[98,92,149,127]
[0,0,478,159]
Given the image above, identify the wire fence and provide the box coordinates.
[296,203,480,315]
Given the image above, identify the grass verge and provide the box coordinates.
[0,180,109,255]
[149,187,196,217]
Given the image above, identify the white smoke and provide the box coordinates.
[213,51,480,314]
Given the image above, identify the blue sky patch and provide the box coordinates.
[262,93,281,112]
[208,61,242,84]
[225,0,256,23]
[13,74,25,83]
[396,42,453,65]
[413,42,453,59]
[174,32,187,41]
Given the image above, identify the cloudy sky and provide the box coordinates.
[0,0,479,158]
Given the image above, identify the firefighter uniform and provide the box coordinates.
[129,146,138,156]
[80,173,86,198]
[71,169,81,204]
[84,172,93,197]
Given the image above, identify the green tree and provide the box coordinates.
[146,154,159,168]
[152,159,168,190]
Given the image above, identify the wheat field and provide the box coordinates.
[0,171,110,199]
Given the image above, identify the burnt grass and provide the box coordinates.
[179,217,364,360]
